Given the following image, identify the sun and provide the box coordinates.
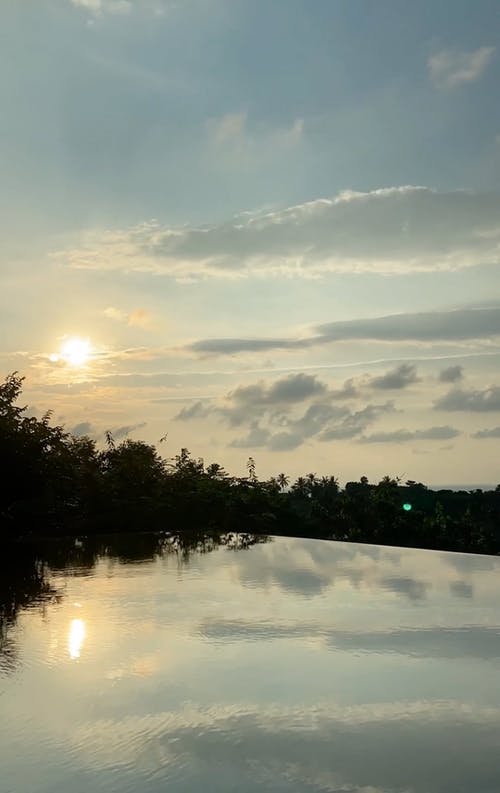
[59,337,92,367]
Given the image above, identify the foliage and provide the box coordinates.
[1,373,499,554]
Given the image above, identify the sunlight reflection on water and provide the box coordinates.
[68,618,85,660]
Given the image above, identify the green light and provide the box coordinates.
[403,503,412,512]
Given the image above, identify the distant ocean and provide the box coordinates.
[431,484,497,491]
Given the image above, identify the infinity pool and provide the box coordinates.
[1,533,499,793]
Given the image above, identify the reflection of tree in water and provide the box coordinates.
[0,548,59,674]
[163,531,270,560]
[0,531,270,672]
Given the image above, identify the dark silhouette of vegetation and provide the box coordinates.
[1,373,500,555]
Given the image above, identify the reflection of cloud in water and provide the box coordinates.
[445,552,498,574]
[380,576,429,601]
[449,580,474,599]
[267,567,331,596]
[70,700,500,793]
[106,653,162,681]
[236,540,426,601]
[3,536,500,793]
[200,619,500,661]
[235,539,500,606]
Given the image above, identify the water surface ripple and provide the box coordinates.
[1,533,499,793]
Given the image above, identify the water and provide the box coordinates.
[1,532,500,793]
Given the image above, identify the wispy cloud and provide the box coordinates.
[69,420,147,440]
[428,46,495,88]
[103,306,128,322]
[110,421,147,439]
[186,306,500,357]
[70,421,96,437]
[57,187,500,280]
[174,401,213,421]
[360,426,460,444]
[103,306,154,329]
[70,0,132,15]
[209,111,247,146]
[207,112,304,154]
[473,426,500,439]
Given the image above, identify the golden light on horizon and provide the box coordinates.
[68,618,86,659]
[51,337,92,367]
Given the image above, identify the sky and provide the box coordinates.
[2,0,500,485]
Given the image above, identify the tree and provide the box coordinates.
[2,372,500,555]
[277,473,289,491]
[246,457,257,482]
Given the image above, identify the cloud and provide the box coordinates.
[104,306,153,329]
[439,365,464,383]
[229,421,271,449]
[70,421,96,437]
[473,426,500,439]
[175,371,394,450]
[266,430,304,452]
[109,422,147,440]
[219,373,328,426]
[189,337,299,356]
[369,363,419,390]
[315,306,500,345]
[265,402,349,450]
[360,426,460,444]
[318,403,395,441]
[208,112,247,146]
[229,399,395,451]
[71,421,149,441]
[428,46,495,88]
[174,401,212,421]
[187,306,500,356]
[70,0,132,14]
[58,187,500,279]
[330,377,358,399]
[128,309,153,329]
[103,306,128,322]
[435,385,500,412]
[174,374,327,427]
[207,112,304,153]
[233,373,327,405]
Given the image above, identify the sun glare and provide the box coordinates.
[59,337,92,367]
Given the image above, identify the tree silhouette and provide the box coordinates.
[1,372,500,555]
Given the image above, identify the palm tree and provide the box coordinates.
[292,476,308,496]
[277,473,289,491]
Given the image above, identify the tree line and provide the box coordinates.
[1,372,499,555]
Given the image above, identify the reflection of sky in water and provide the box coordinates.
[1,537,500,793]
